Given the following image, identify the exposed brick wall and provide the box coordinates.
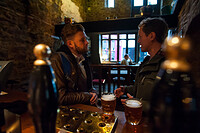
[0,0,62,90]
[86,0,132,21]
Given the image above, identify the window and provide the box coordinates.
[133,0,157,6]
[132,0,160,17]
[148,0,157,5]
[134,0,143,6]
[100,33,148,63]
[105,0,114,8]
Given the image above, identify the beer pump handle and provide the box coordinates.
[28,44,58,133]
[150,37,197,133]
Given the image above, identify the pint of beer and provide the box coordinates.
[124,98,142,125]
[101,93,116,115]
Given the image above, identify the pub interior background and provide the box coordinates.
[2,0,199,132]
[0,0,186,94]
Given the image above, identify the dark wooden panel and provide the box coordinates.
[55,14,178,37]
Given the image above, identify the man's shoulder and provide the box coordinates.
[121,59,125,62]
[50,52,71,64]
[120,59,127,65]
[50,52,60,60]
[149,54,165,64]
[51,52,69,59]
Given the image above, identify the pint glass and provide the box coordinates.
[101,93,116,115]
[98,93,116,115]
[124,98,142,125]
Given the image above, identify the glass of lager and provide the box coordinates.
[96,93,116,115]
[124,98,142,125]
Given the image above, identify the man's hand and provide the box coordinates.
[114,86,125,98]
[121,93,133,104]
[90,92,97,105]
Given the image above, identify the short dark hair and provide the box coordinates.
[124,54,129,58]
[138,17,168,44]
[61,23,85,42]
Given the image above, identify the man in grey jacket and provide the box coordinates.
[50,23,97,105]
[114,17,168,112]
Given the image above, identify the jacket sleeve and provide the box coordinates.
[83,58,97,94]
[50,53,92,105]
[124,85,135,96]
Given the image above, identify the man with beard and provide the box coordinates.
[50,23,97,105]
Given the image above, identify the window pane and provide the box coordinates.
[148,0,157,5]
[108,0,114,8]
[139,45,149,62]
[111,34,117,39]
[119,34,126,39]
[102,40,109,61]
[134,0,143,6]
[110,40,117,61]
[128,34,135,39]
[102,35,109,39]
[128,40,135,62]
[119,40,126,61]
[100,33,139,63]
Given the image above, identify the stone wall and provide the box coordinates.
[61,0,87,22]
[0,0,62,90]
[0,0,167,90]
[61,0,132,22]
[86,0,132,21]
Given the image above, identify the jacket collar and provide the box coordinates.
[73,53,85,64]
[139,54,165,73]
[57,44,73,56]
[57,44,77,65]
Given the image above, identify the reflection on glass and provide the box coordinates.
[134,0,143,6]
[119,34,126,39]
[128,34,135,39]
[128,40,135,62]
[111,34,117,39]
[119,40,126,61]
[148,0,157,5]
[102,35,109,39]
[110,40,117,61]
[102,40,109,61]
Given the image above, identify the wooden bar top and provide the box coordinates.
[70,104,151,133]
[0,91,152,133]
[20,104,151,133]
[0,90,28,103]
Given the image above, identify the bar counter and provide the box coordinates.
[0,91,151,133]
[20,104,151,133]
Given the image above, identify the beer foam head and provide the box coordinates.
[101,94,116,101]
[126,100,142,108]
